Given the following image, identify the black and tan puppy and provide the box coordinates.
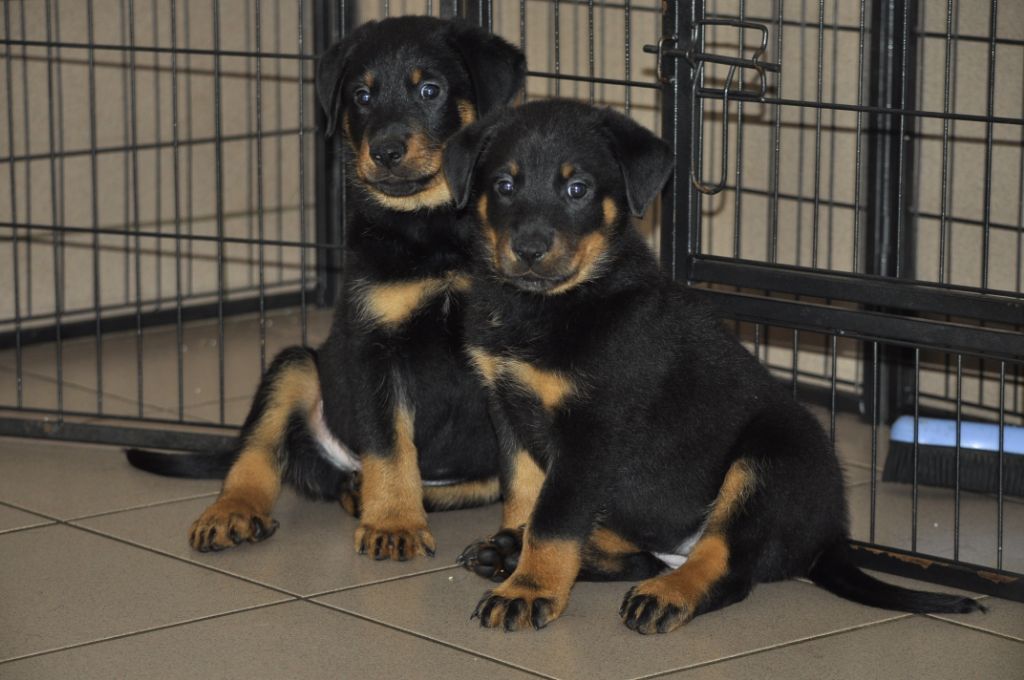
[126,17,525,560]
[444,100,983,633]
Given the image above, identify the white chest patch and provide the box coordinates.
[651,527,705,570]
[310,400,361,473]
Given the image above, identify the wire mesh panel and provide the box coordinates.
[661,0,1023,422]
[0,0,320,444]
[656,0,1023,595]
[1,0,1021,596]
[0,0,666,441]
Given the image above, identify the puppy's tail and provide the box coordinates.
[125,446,238,479]
[808,540,985,614]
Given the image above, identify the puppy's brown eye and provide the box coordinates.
[354,87,371,105]
[420,82,440,99]
[495,178,514,196]
[567,181,588,199]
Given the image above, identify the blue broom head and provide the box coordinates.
[890,416,1024,456]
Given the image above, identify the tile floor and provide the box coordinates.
[1,310,1022,679]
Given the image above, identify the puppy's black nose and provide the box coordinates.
[370,139,406,169]
[513,237,551,264]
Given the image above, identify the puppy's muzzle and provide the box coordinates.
[370,137,406,170]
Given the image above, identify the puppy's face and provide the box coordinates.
[317,17,525,213]
[475,129,624,294]
[445,100,674,294]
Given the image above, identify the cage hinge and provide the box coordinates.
[645,19,780,195]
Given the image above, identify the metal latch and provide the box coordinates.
[645,19,780,195]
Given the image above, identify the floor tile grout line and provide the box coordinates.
[0,599,295,666]
[304,564,462,599]
[309,598,559,680]
[924,613,1024,644]
[64,491,221,522]
[625,614,914,680]
[4,498,481,602]
[0,508,308,599]
[69,522,310,597]
[0,521,56,536]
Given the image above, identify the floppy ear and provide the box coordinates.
[446,21,526,117]
[600,109,675,217]
[443,117,495,210]
[316,23,374,137]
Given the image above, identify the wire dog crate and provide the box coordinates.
[1,1,1021,600]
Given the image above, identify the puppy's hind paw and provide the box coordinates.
[457,528,522,582]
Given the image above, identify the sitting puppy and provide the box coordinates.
[443,100,983,633]
[126,17,524,561]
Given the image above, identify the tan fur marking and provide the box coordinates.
[510,535,582,592]
[190,358,318,550]
[457,99,477,126]
[410,68,423,85]
[423,477,501,510]
[478,195,508,271]
[560,162,574,179]
[364,175,452,211]
[548,231,609,295]
[467,346,500,387]
[602,197,619,226]
[507,361,576,409]
[466,346,575,410]
[502,449,546,529]
[359,276,460,327]
[242,359,319,464]
[355,130,453,212]
[363,72,374,87]
[588,527,641,555]
[217,449,280,517]
[482,535,582,628]
[707,459,756,531]
[450,273,473,292]
[342,111,352,140]
[356,405,431,555]
[508,161,519,177]
[635,534,729,612]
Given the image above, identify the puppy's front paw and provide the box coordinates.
[189,498,278,553]
[354,522,436,561]
[457,528,522,581]
[472,579,567,631]
[619,583,693,635]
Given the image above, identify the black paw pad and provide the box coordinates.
[457,529,523,582]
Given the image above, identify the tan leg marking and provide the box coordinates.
[501,449,546,529]
[706,459,756,531]
[476,534,582,630]
[355,406,435,560]
[189,359,319,552]
[582,527,645,575]
[621,459,757,634]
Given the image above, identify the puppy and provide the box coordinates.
[126,17,525,561]
[444,99,983,632]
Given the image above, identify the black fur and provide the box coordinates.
[447,100,983,631]
[125,17,525,555]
